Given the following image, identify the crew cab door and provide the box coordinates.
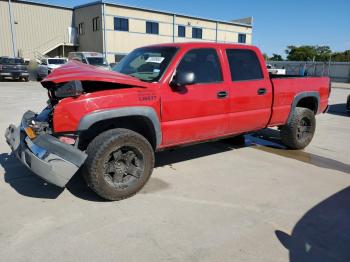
[160,48,230,146]
[224,48,273,133]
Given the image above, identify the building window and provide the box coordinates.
[78,23,84,35]
[92,17,100,31]
[192,28,202,39]
[114,17,129,31]
[178,25,186,37]
[238,34,246,43]
[146,21,159,34]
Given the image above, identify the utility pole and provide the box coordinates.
[8,0,17,57]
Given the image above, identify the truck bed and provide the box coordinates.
[268,76,330,126]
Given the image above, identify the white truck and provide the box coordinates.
[267,64,286,75]
[37,58,67,80]
[68,52,110,70]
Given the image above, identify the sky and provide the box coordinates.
[37,0,350,56]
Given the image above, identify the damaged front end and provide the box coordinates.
[5,110,87,187]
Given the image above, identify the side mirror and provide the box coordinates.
[171,71,195,88]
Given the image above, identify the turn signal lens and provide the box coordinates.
[25,127,37,139]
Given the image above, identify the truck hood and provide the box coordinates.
[42,60,151,88]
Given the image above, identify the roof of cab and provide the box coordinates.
[139,42,257,50]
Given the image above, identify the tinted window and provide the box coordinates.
[178,25,186,37]
[86,57,108,66]
[146,21,159,34]
[226,49,263,81]
[114,17,129,31]
[238,34,246,43]
[48,59,66,64]
[177,48,222,84]
[1,58,25,65]
[115,54,126,63]
[192,28,202,39]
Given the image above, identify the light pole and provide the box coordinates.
[8,0,17,57]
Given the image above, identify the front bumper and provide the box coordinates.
[0,72,29,77]
[4,111,87,187]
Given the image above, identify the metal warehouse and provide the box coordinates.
[0,0,253,63]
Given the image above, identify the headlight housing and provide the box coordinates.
[54,80,84,98]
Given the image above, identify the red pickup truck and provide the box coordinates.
[5,43,330,200]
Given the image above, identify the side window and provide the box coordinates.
[177,48,222,84]
[226,49,263,81]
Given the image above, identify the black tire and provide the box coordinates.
[280,107,316,149]
[83,128,155,201]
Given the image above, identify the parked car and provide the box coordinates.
[347,94,350,112]
[0,56,29,81]
[37,57,67,80]
[267,64,286,75]
[5,42,330,200]
[68,52,110,70]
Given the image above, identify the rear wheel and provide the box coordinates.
[280,107,316,149]
[83,128,155,201]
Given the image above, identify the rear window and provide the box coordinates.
[0,58,24,65]
[48,59,66,65]
[86,57,108,66]
[226,49,263,81]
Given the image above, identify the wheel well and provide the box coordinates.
[78,116,157,150]
[296,96,318,114]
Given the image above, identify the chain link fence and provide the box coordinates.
[266,61,350,83]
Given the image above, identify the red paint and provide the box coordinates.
[43,42,330,149]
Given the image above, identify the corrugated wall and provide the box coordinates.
[0,0,73,58]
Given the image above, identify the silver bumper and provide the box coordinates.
[4,112,87,187]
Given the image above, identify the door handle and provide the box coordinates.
[257,88,267,95]
[217,91,228,99]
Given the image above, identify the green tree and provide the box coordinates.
[331,50,350,62]
[262,53,269,61]
[270,53,283,61]
[285,45,331,61]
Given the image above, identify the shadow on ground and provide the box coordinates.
[327,103,349,117]
[1,129,349,201]
[276,187,350,262]
[0,152,63,199]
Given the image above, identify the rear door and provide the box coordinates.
[224,48,273,133]
[160,48,230,146]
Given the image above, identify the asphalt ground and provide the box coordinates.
[0,81,349,262]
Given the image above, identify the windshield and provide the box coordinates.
[87,57,108,66]
[48,59,66,65]
[112,47,178,82]
[0,58,24,65]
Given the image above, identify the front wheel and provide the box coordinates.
[280,107,316,149]
[83,128,155,201]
